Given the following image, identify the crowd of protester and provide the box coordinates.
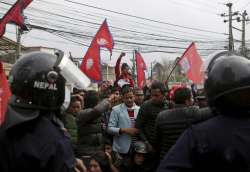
[2,51,250,172]
[60,63,212,172]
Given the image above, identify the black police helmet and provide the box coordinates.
[9,51,66,110]
[205,55,250,113]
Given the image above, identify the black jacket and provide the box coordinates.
[0,113,75,172]
[77,99,110,156]
[155,105,212,159]
[135,99,168,145]
[157,115,250,172]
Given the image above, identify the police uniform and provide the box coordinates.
[157,53,250,172]
[0,52,82,172]
[0,110,75,172]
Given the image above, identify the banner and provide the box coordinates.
[0,62,11,125]
[178,42,204,84]
[80,19,114,81]
[135,51,147,89]
[0,0,33,37]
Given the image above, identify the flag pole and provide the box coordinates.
[132,50,137,87]
[167,42,194,81]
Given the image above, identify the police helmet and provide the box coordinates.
[205,54,250,113]
[9,51,65,110]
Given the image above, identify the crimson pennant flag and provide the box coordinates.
[80,41,101,81]
[0,62,11,125]
[178,42,204,84]
[0,0,33,37]
[95,19,114,55]
[135,51,147,89]
[80,19,114,82]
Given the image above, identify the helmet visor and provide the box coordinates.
[57,55,91,89]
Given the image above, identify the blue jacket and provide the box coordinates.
[108,103,140,154]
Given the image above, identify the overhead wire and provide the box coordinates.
[0,0,227,55]
[64,0,228,35]
[29,24,225,51]
[36,0,226,40]
[0,0,228,43]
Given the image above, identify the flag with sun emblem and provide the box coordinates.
[95,19,114,55]
[80,42,101,81]
[178,42,204,84]
[80,19,114,82]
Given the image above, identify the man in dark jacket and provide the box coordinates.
[77,90,114,157]
[136,81,168,148]
[155,87,212,159]
[63,95,83,149]
[135,81,168,171]
[157,53,250,172]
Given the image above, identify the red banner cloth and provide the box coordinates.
[80,19,114,82]
[178,42,204,84]
[0,0,33,37]
[135,51,147,89]
[0,62,11,125]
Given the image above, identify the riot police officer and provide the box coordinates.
[0,52,87,172]
[157,53,250,172]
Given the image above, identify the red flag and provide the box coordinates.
[0,0,33,37]
[80,41,101,81]
[135,51,147,89]
[95,19,114,55]
[80,19,114,81]
[0,62,11,125]
[178,42,204,84]
[115,52,125,80]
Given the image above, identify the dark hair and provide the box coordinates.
[73,88,86,95]
[69,95,81,105]
[103,138,112,146]
[111,86,119,93]
[91,151,112,172]
[121,85,133,96]
[173,87,191,104]
[121,63,129,70]
[84,90,99,108]
[151,81,167,94]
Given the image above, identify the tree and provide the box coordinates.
[152,58,187,82]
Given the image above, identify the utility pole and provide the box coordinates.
[15,15,30,62]
[150,62,153,80]
[16,26,22,62]
[242,11,247,56]
[237,10,249,57]
[221,3,238,52]
[228,3,234,51]
[131,50,137,87]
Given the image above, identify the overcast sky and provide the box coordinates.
[1,0,250,68]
